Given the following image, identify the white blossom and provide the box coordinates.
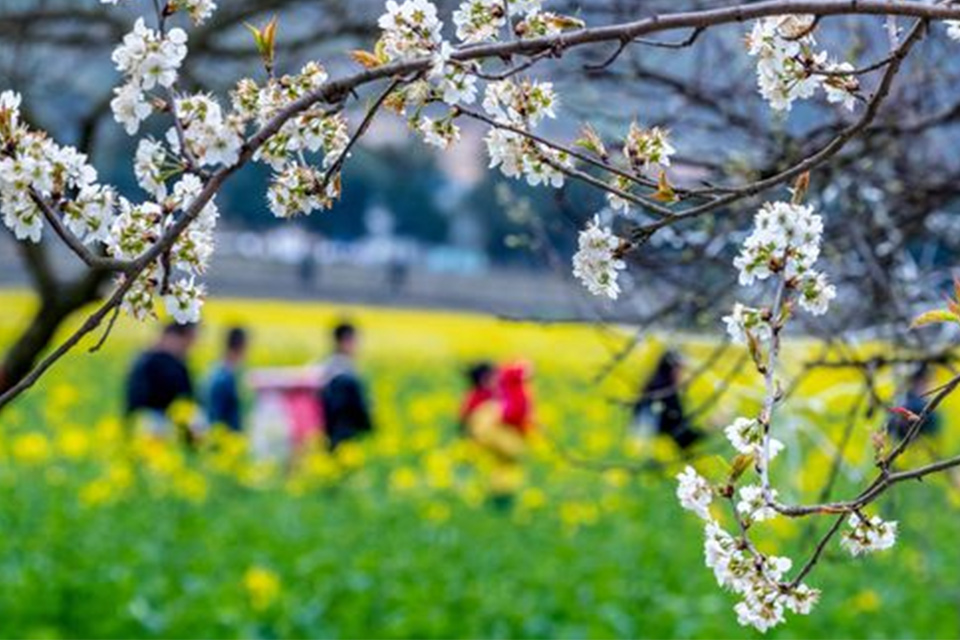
[515,11,584,39]
[485,128,569,188]
[429,45,479,106]
[134,138,170,199]
[419,116,460,149]
[453,0,505,43]
[267,164,339,219]
[724,416,784,460]
[572,215,625,299]
[164,276,205,324]
[736,485,778,523]
[110,83,153,136]
[823,61,859,111]
[238,65,349,173]
[676,466,713,520]
[734,592,786,633]
[483,78,558,126]
[783,583,820,615]
[841,514,898,556]
[63,185,116,244]
[170,0,218,25]
[107,199,164,261]
[746,16,818,111]
[121,267,161,322]
[623,123,675,172]
[722,303,772,345]
[734,201,823,286]
[1,192,42,243]
[110,19,188,135]
[377,0,444,62]
[171,93,243,168]
[946,20,960,42]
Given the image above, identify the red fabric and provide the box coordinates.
[499,362,533,434]
[286,389,324,448]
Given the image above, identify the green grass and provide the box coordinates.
[1,291,959,639]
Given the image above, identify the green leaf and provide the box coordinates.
[910,309,960,329]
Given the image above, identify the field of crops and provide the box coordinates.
[1,289,960,639]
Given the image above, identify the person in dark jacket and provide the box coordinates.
[633,350,704,449]
[125,322,198,437]
[319,322,373,450]
[206,327,248,432]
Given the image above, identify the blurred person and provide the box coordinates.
[888,363,941,441]
[319,322,374,450]
[459,361,496,434]
[125,322,203,442]
[633,350,704,450]
[463,361,535,509]
[206,327,249,433]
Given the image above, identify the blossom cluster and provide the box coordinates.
[0,85,210,324]
[110,18,188,135]
[746,16,858,112]
[378,0,444,61]
[170,94,244,168]
[623,123,675,172]
[840,514,898,556]
[676,466,820,632]
[452,0,581,44]
[0,91,105,244]
[230,63,350,217]
[671,189,899,631]
[572,216,626,299]
[481,78,571,188]
[725,200,836,345]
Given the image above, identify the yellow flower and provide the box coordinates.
[424,451,454,489]
[49,384,79,411]
[243,566,281,612]
[12,432,50,465]
[849,589,881,613]
[334,442,366,469]
[422,501,451,523]
[57,427,91,460]
[603,468,630,489]
[518,487,547,511]
[168,398,201,427]
[173,470,209,504]
[389,466,419,493]
[560,501,600,530]
[95,416,123,445]
[79,478,116,508]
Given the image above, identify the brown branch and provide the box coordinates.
[633,14,930,241]
[30,190,126,272]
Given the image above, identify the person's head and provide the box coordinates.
[158,322,198,357]
[224,327,248,364]
[333,321,358,357]
[466,362,496,391]
[646,349,683,391]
